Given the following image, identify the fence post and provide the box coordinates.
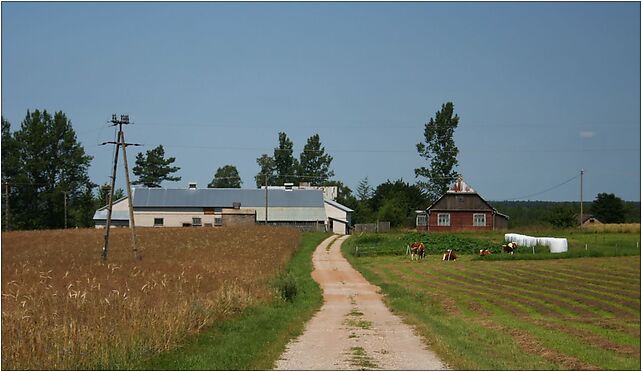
[585,244,588,251]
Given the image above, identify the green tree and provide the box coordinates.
[371,179,428,227]
[545,205,577,228]
[298,134,334,185]
[591,193,625,223]
[273,132,298,185]
[4,110,94,229]
[96,183,126,207]
[132,145,181,187]
[356,177,373,201]
[255,154,276,188]
[208,165,242,188]
[415,102,460,203]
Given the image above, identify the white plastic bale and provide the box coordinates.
[505,233,567,252]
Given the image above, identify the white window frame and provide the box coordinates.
[416,214,427,226]
[192,217,202,227]
[214,215,223,226]
[437,213,450,226]
[473,213,486,227]
[153,217,164,227]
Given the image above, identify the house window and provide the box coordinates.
[417,214,427,226]
[154,218,164,227]
[456,195,464,203]
[214,216,223,226]
[438,213,450,226]
[473,213,486,227]
[192,217,202,226]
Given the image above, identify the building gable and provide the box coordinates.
[429,192,494,211]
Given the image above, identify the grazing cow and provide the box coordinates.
[479,249,492,256]
[442,249,457,261]
[502,242,518,255]
[410,242,425,261]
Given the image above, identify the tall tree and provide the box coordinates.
[545,205,577,228]
[255,154,276,188]
[208,165,242,188]
[298,134,334,185]
[591,193,625,223]
[415,102,460,203]
[356,177,373,201]
[132,145,181,187]
[273,132,298,185]
[4,110,94,229]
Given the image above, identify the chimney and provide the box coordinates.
[284,182,294,191]
[188,182,197,190]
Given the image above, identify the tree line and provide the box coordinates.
[2,104,637,230]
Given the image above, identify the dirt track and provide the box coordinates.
[275,235,448,370]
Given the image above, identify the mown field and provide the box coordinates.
[1,226,302,370]
[344,232,641,370]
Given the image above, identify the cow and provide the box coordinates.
[502,242,518,255]
[479,249,492,256]
[442,249,457,261]
[409,242,425,261]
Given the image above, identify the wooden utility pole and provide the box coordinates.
[580,169,584,228]
[63,191,67,229]
[4,182,9,232]
[264,173,268,224]
[100,114,141,261]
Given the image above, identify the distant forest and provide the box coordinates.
[491,201,641,228]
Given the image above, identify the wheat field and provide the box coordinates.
[1,226,300,370]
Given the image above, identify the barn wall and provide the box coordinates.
[428,211,494,232]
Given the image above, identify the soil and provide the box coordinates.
[275,235,449,370]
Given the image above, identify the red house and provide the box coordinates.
[416,177,509,232]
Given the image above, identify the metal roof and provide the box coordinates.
[132,188,325,208]
[324,199,354,213]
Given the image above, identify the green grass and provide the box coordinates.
[342,235,641,370]
[136,232,331,370]
[348,230,641,260]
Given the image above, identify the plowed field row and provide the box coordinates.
[346,252,640,370]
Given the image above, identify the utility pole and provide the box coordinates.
[580,169,584,228]
[63,191,67,229]
[264,173,268,224]
[100,114,141,261]
[4,182,9,232]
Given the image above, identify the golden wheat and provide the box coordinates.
[1,226,300,370]
[584,223,641,233]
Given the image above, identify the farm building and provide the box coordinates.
[324,199,353,235]
[580,215,602,226]
[415,177,509,232]
[94,184,353,233]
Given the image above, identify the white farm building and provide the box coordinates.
[93,186,353,234]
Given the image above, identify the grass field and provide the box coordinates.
[343,233,641,370]
[1,226,302,370]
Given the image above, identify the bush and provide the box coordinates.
[274,272,298,302]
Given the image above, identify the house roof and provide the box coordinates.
[132,188,324,208]
[425,177,509,220]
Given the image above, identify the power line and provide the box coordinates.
[503,174,581,201]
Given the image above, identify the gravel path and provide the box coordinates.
[275,235,449,370]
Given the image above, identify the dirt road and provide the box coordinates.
[275,235,448,370]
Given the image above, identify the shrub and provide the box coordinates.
[274,272,298,302]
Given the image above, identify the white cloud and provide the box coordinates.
[579,131,595,139]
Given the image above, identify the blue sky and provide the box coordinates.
[2,2,640,201]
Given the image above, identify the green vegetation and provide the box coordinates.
[348,346,379,369]
[347,229,640,260]
[342,232,641,370]
[137,232,330,370]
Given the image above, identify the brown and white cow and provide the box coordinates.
[479,249,492,256]
[410,242,425,261]
[502,242,518,255]
[442,249,457,261]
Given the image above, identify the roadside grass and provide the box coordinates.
[137,232,330,370]
[342,240,641,370]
